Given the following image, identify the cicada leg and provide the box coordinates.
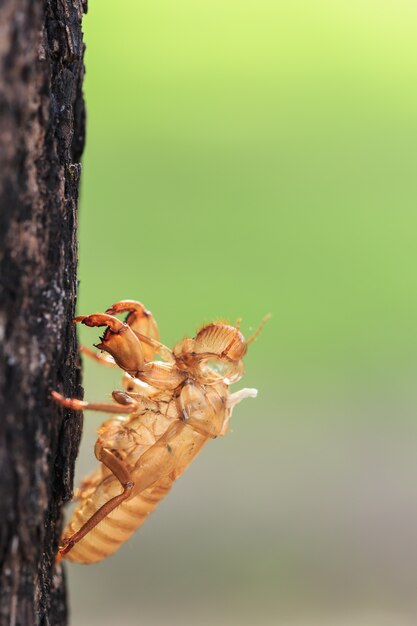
[226,388,258,409]
[219,388,258,435]
[80,345,117,367]
[105,300,174,363]
[74,313,145,375]
[51,391,137,415]
[59,444,135,557]
[105,300,160,361]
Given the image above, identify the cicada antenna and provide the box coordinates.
[246,313,271,346]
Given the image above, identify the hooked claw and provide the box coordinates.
[58,537,74,558]
[73,313,144,375]
[105,300,160,361]
[51,390,85,411]
[73,313,124,332]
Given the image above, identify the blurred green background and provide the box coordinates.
[69,1,417,624]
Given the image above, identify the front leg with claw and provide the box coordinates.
[75,313,145,376]
[75,313,185,392]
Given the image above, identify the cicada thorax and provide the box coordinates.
[96,389,182,466]
[179,380,228,438]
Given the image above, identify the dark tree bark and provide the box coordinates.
[0,1,86,624]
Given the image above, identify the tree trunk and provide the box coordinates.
[0,1,86,624]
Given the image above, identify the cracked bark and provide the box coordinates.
[0,1,86,624]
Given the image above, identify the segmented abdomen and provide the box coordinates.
[63,392,216,563]
[63,407,177,564]
[65,473,174,563]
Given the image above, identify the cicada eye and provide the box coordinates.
[222,359,245,385]
[204,359,228,376]
[198,357,244,385]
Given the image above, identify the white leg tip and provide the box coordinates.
[227,387,258,408]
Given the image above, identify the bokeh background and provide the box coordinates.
[69,1,417,624]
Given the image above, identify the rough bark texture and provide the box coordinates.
[0,1,86,624]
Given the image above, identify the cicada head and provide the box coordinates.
[173,323,247,385]
[173,315,270,385]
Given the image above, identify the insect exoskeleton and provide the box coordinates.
[52,300,268,563]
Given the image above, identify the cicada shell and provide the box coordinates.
[52,300,267,563]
